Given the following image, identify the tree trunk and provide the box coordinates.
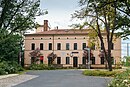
[107,53,112,71]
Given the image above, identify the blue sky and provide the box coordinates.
[35,0,130,58]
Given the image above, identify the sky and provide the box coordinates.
[35,0,130,58]
[35,0,79,29]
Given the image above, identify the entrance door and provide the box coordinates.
[73,57,78,67]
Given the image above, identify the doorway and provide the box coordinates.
[73,57,78,67]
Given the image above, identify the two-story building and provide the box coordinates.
[24,20,121,68]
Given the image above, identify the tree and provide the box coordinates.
[0,0,47,62]
[0,34,21,62]
[72,0,130,71]
[29,48,42,64]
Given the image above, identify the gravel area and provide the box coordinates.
[0,74,38,87]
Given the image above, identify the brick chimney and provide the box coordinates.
[44,20,48,31]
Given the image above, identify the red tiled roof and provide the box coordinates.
[25,29,90,36]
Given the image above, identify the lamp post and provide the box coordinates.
[84,48,90,69]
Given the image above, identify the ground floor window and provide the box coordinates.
[57,57,61,64]
[82,57,86,64]
[40,56,43,64]
[66,57,70,64]
[111,57,114,64]
[100,57,104,64]
[91,57,95,64]
[31,57,35,64]
[48,57,52,65]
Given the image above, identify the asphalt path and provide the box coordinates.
[13,70,111,87]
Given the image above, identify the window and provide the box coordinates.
[57,57,61,64]
[82,57,86,64]
[48,57,52,65]
[111,57,114,64]
[74,43,77,50]
[31,43,35,50]
[91,57,95,64]
[66,43,70,50]
[57,43,61,50]
[40,43,43,50]
[40,56,43,64]
[101,57,104,64]
[31,57,35,64]
[111,43,114,50]
[66,57,70,64]
[49,43,52,50]
[82,43,86,50]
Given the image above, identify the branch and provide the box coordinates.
[86,15,106,24]
[4,1,25,30]
[124,0,130,15]
[117,8,130,17]
[0,0,10,29]
[110,2,117,43]
[84,22,98,34]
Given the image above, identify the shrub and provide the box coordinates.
[0,68,7,75]
[108,69,130,87]
[83,70,119,77]
[0,61,24,75]
[29,64,56,70]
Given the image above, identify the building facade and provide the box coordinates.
[24,20,121,68]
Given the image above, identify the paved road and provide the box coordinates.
[13,70,111,87]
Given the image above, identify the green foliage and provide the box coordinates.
[83,70,120,77]
[0,61,24,75]
[29,64,56,70]
[0,34,21,61]
[108,69,130,87]
[0,0,46,62]
[124,56,130,66]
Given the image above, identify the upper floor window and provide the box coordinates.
[40,43,43,50]
[49,43,52,50]
[31,43,35,50]
[66,43,70,50]
[74,43,77,50]
[57,43,61,50]
[82,43,86,50]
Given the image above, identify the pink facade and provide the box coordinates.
[24,21,121,68]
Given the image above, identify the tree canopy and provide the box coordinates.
[72,0,130,71]
[0,0,46,62]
